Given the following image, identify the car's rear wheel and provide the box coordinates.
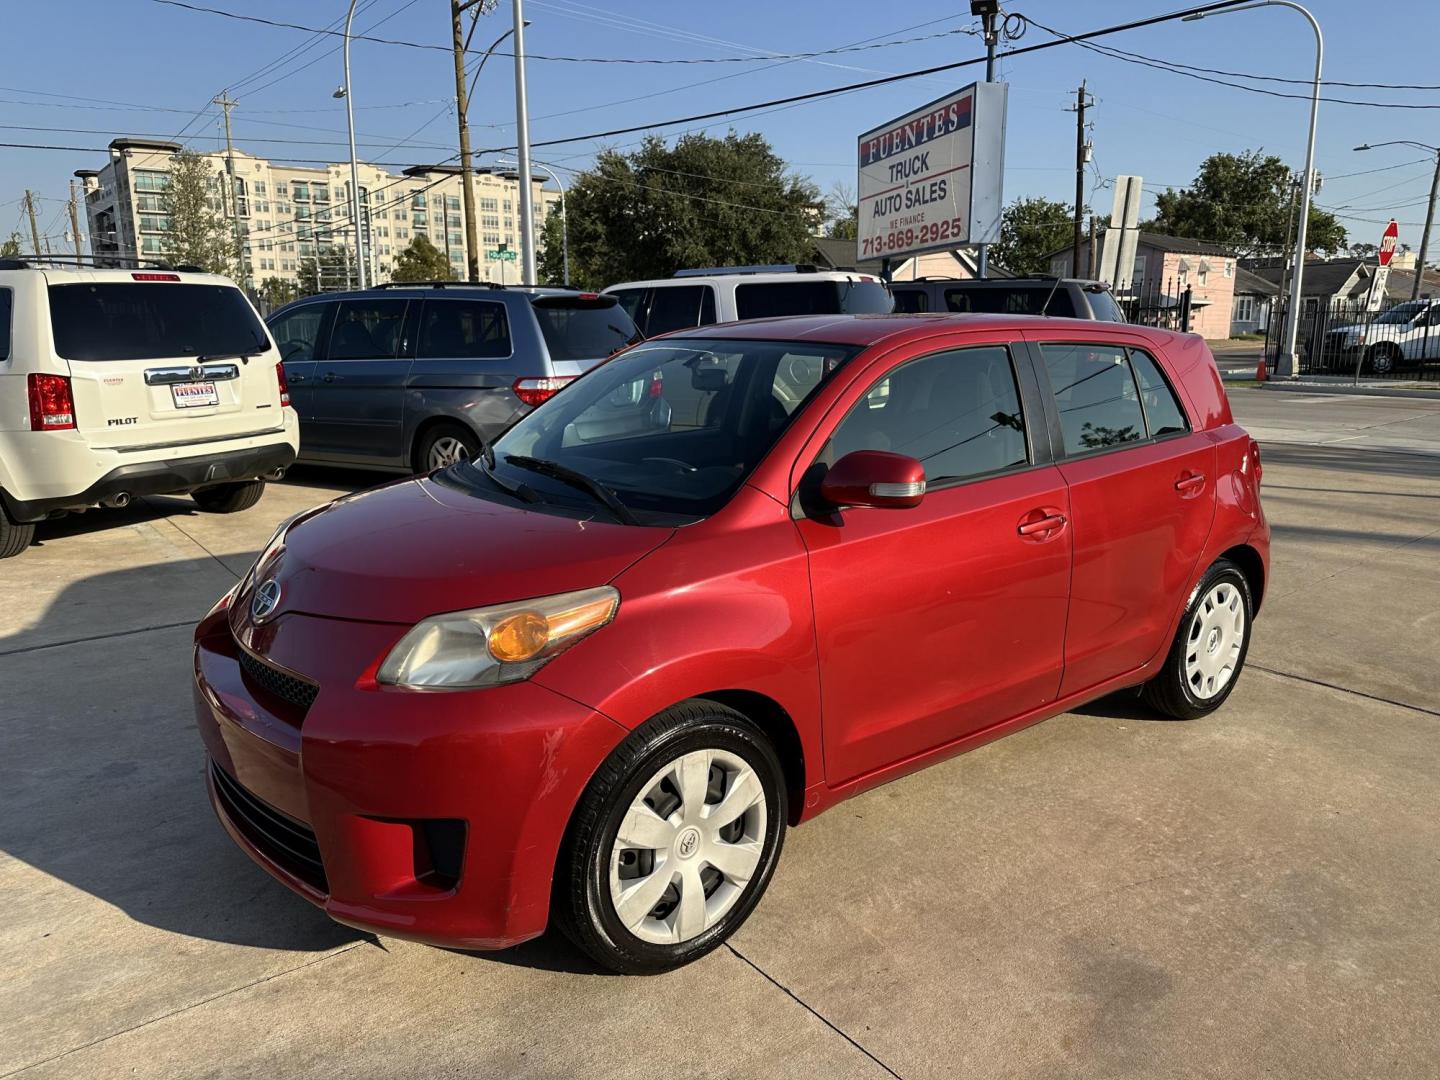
[0,506,35,559]
[414,423,480,473]
[191,479,265,514]
[1142,558,1253,720]
[554,701,787,975]
[1365,343,1400,375]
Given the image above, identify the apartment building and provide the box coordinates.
[75,138,561,288]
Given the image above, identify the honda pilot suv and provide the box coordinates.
[195,313,1267,974]
[0,258,298,558]
[266,284,641,473]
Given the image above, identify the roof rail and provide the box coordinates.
[0,253,189,271]
[673,264,820,278]
[373,280,506,290]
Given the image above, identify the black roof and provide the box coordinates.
[1242,258,1367,298]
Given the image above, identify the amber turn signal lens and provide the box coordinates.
[487,611,551,662]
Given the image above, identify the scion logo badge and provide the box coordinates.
[251,579,282,622]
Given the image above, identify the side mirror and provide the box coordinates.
[820,450,926,510]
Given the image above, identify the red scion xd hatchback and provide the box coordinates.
[194,313,1269,974]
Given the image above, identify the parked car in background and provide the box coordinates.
[196,311,1268,975]
[604,265,893,336]
[266,284,642,473]
[1323,298,1440,375]
[0,257,297,558]
[890,276,1126,322]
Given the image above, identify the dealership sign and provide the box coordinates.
[856,81,1008,263]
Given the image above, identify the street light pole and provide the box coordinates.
[1185,1,1320,378]
[512,0,537,286]
[1354,140,1440,301]
[499,156,566,283]
[341,0,367,289]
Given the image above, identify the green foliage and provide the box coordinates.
[297,248,351,296]
[0,231,22,257]
[1152,150,1347,257]
[390,234,454,283]
[159,150,236,276]
[824,182,858,241]
[258,276,298,311]
[537,132,821,289]
[993,196,1075,275]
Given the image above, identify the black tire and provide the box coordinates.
[413,423,480,474]
[1365,343,1400,375]
[0,507,35,559]
[191,479,265,514]
[554,701,788,975]
[1142,558,1254,720]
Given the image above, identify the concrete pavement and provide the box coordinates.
[2,394,1438,1078]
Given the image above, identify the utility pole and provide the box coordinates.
[1066,81,1091,277]
[972,0,1000,279]
[24,190,41,255]
[512,0,537,285]
[213,93,247,287]
[451,0,483,283]
[68,180,84,260]
[1413,150,1440,300]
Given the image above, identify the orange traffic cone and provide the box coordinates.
[1255,354,1268,381]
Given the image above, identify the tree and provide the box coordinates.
[824,182,858,241]
[1152,150,1347,258]
[1349,242,1378,259]
[0,231,21,257]
[390,234,454,283]
[296,248,351,296]
[537,132,820,289]
[159,149,236,275]
[992,196,1075,275]
[258,276,298,311]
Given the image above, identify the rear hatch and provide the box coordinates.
[47,272,283,451]
[531,293,642,377]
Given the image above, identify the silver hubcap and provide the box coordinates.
[428,436,470,470]
[1184,581,1245,700]
[608,748,768,946]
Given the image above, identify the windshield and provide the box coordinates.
[1374,301,1427,325]
[479,337,862,521]
[532,297,641,362]
[48,282,267,362]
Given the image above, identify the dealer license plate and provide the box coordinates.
[172,381,219,408]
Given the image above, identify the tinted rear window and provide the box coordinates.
[944,285,1077,318]
[890,287,929,314]
[734,279,893,320]
[48,283,266,362]
[532,298,639,363]
[1085,288,1125,322]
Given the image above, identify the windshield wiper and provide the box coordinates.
[198,337,267,365]
[502,454,639,526]
[476,452,537,504]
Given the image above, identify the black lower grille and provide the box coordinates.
[211,762,327,892]
[237,647,319,714]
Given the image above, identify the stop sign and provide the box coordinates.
[1379,219,1399,266]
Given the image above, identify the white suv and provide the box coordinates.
[603,265,893,337]
[0,259,299,558]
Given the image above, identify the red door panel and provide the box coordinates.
[798,467,1071,785]
[1056,435,1216,696]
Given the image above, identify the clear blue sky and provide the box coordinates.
[3,0,1437,254]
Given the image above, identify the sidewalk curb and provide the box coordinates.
[1223,377,1440,400]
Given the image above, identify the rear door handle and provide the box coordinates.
[1175,471,1206,496]
[1018,513,1067,536]
[322,372,341,383]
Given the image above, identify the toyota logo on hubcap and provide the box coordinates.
[676,826,701,859]
[251,579,282,622]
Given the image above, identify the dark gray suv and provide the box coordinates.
[267,284,642,472]
[889,277,1125,321]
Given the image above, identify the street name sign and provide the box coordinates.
[856,81,1007,263]
[487,250,518,262]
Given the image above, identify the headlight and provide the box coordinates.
[377,586,619,690]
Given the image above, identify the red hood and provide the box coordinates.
[236,474,672,625]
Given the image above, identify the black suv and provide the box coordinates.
[889,277,1126,321]
[267,284,642,473]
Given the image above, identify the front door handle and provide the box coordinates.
[1017,512,1067,537]
[289,372,308,383]
[1175,471,1206,497]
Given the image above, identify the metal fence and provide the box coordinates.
[1118,278,1193,334]
[1263,296,1440,381]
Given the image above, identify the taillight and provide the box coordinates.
[1249,438,1262,484]
[275,361,291,408]
[28,373,76,431]
[512,376,575,407]
[647,370,664,398]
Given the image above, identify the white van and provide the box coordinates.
[0,259,299,558]
[603,265,894,337]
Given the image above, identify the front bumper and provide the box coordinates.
[192,602,626,949]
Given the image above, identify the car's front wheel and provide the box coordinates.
[555,702,787,974]
[1142,558,1254,720]
[1365,343,1400,375]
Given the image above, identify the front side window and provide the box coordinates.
[328,298,407,360]
[269,304,326,363]
[828,346,1028,483]
[418,300,510,359]
[1040,343,1146,453]
[486,338,859,520]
